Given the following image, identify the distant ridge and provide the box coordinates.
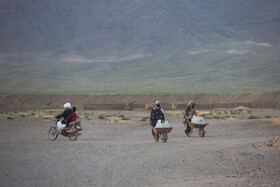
[0,0,280,95]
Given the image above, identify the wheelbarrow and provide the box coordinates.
[185,120,208,137]
[152,127,173,142]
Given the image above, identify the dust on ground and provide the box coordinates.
[0,109,279,186]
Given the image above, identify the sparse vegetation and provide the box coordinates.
[277,103,280,110]
[117,114,130,120]
[248,115,262,119]
[7,117,14,120]
[20,114,26,118]
[76,106,84,110]
[215,110,222,115]
[98,114,111,119]
[140,117,149,121]
[230,110,241,114]
[247,110,252,114]
[200,110,216,117]
[264,115,272,119]
[118,115,130,120]
[121,116,130,120]
[98,115,105,119]
[212,116,222,119]
[0,111,9,114]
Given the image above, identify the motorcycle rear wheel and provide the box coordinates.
[48,126,58,141]
[69,132,78,141]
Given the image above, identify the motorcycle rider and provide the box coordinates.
[66,106,77,126]
[65,106,77,133]
[55,103,72,129]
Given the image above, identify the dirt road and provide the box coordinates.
[0,110,279,186]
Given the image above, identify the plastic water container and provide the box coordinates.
[155,120,163,128]
[155,120,170,128]
[163,121,170,128]
[191,116,205,124]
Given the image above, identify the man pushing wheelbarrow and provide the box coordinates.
[149,101,173,142]
[183,101,208,137]
[149,101,165,142]
[183,101,196,137]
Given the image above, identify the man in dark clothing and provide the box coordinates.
[183,101,196,137]
[56,102,72,124]
[150,101,165,142]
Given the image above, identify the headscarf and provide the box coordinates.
[187,101,195,108]
[185,101,195,119]
[64,102,71,109]
[154,100,164,113]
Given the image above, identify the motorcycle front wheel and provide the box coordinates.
[69,132,78,141]
[48,126,58,141]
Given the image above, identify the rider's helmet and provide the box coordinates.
[64,102,71,109]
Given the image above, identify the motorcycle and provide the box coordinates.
[48,119,82,141]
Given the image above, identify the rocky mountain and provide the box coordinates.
[0,0,280,95]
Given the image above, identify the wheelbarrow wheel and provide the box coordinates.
[198,128,205,137]
[161,132,168,142]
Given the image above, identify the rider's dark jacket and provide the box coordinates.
[150,106,165,127]
[56,108,72,124]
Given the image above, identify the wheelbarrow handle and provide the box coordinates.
[150,125,158,134]
[149,124,159,142]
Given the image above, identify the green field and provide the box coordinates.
[1,43,279,95]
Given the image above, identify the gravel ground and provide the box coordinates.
[0,109,279,187]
